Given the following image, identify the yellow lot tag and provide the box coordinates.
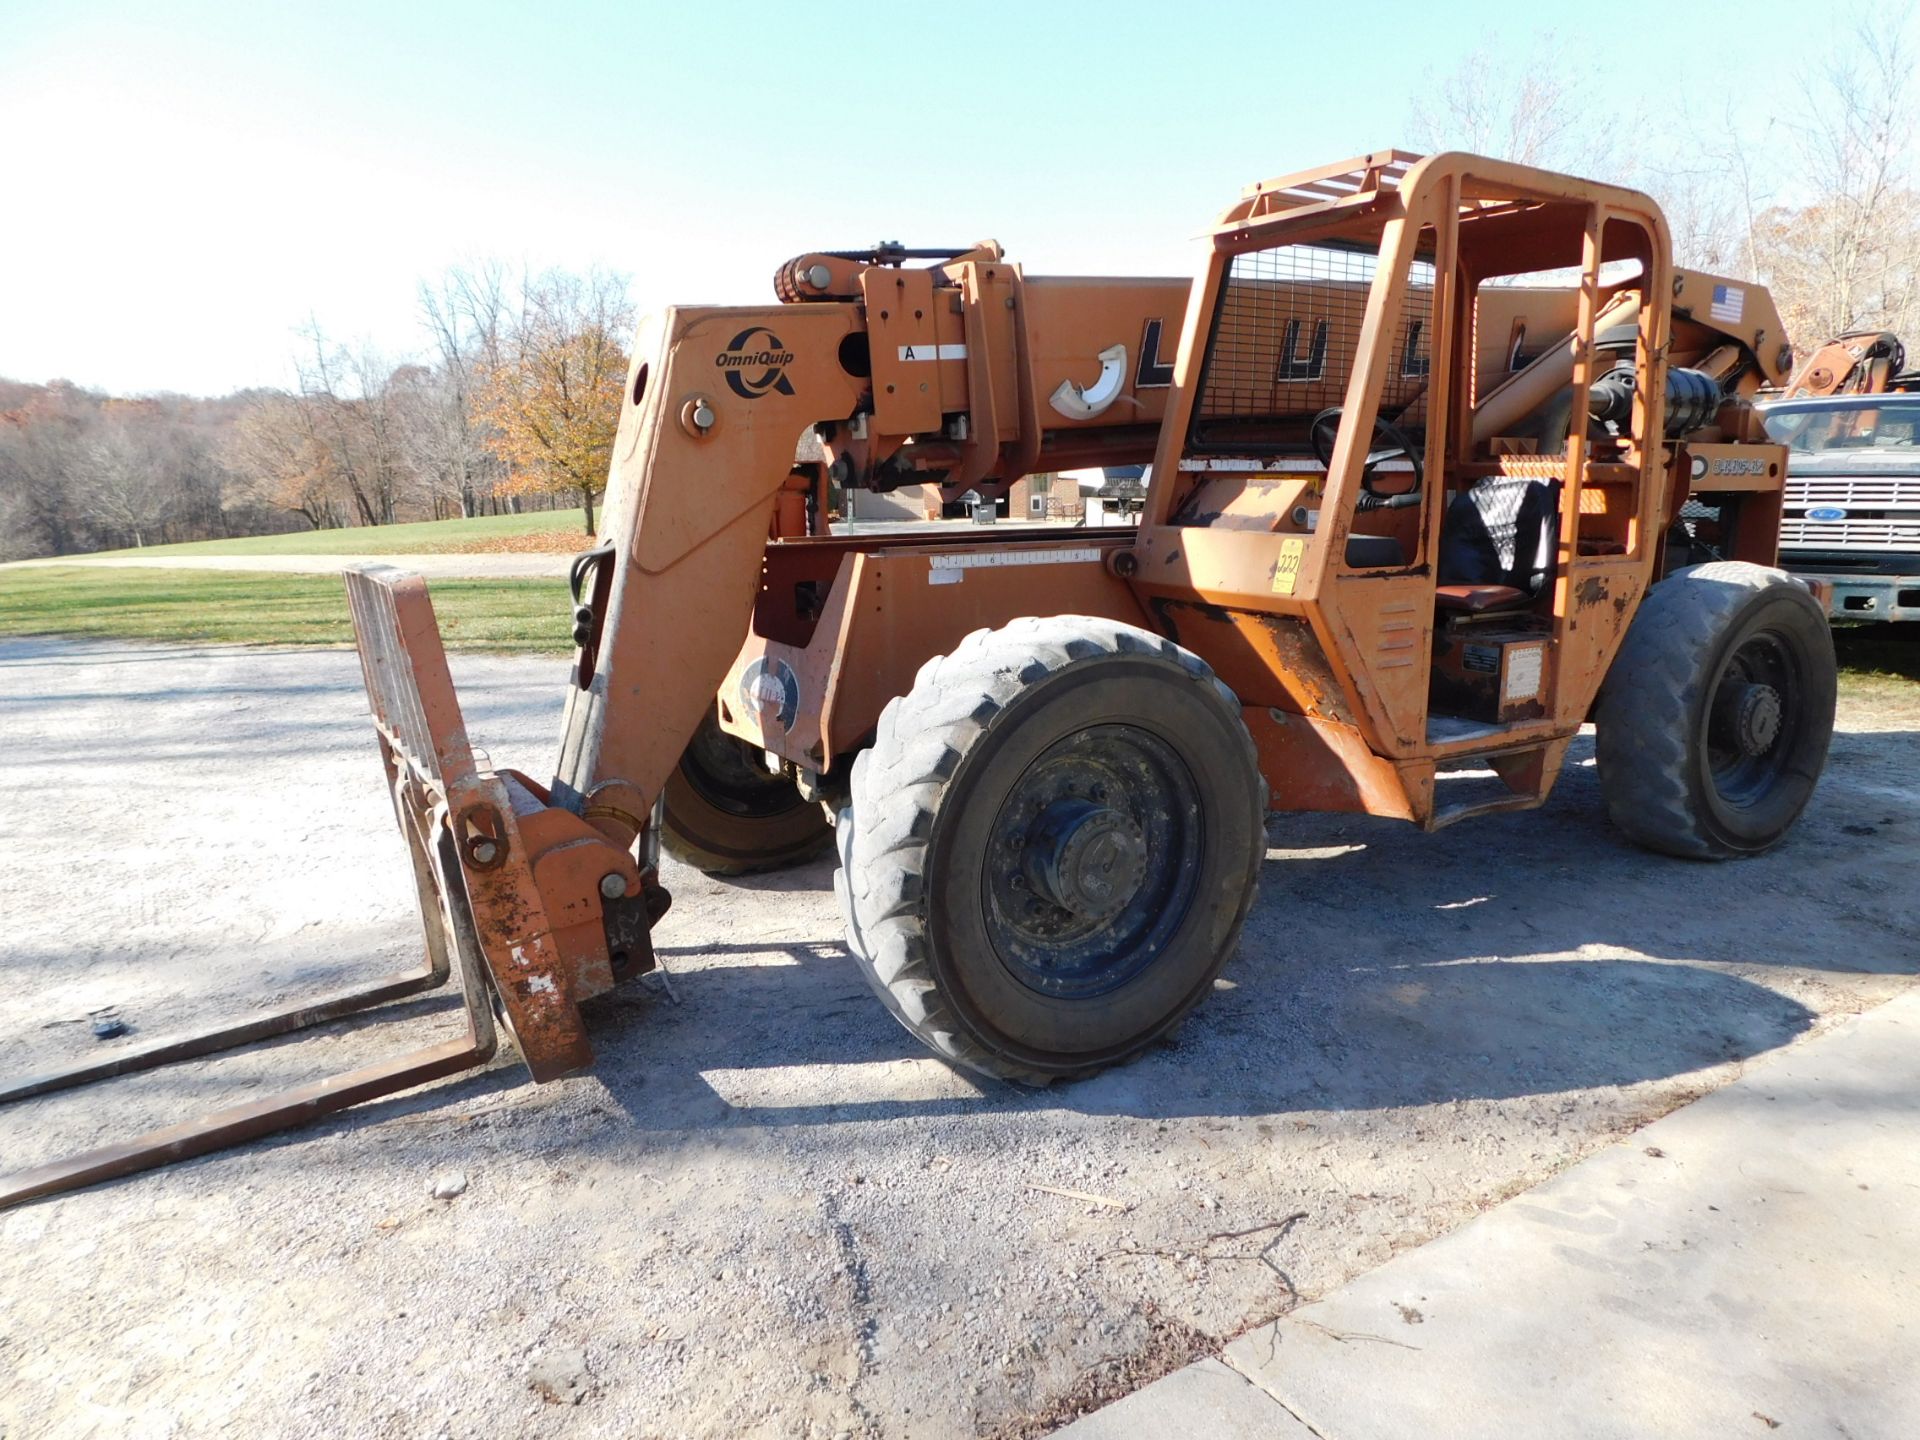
[1272,537,1306,595]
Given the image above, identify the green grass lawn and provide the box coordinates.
[1833,623,1920,710]
[0,567,571,652]
[86,508,591,558]
[1834,623,1920,683]
[4,561,1913,689]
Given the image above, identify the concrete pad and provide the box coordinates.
[1052,1358,1317,1439]
[1222,990,1920,1440]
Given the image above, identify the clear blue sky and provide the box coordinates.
[0,0,1823,396]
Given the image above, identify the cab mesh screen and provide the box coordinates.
[1190,242,1435,453]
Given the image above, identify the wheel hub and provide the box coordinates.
[1022,799,1148,921]
[1715,681,1783,758]
[983,723,1202,1000]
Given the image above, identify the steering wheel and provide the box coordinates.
[1308,407,1426,510]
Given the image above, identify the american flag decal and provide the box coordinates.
[1709,284,1745,324]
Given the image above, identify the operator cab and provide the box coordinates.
[1137,150,1677,792]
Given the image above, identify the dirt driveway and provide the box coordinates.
[1,637,1914,1439]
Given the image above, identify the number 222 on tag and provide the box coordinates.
[1272,537,1306,595]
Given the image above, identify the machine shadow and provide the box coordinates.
[581,907,1818,1138]
[580,951,1815,1134]
[563,719,1920,1135]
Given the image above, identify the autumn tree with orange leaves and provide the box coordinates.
[474,268,635,534]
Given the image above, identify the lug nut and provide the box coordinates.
[600,873,628,900]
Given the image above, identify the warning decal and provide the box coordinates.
[1503,645,1545,702]
[928,547,1102,585]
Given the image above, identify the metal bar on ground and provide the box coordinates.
[0,967,455,1106]
[0,812,505,1211]
[0,1034,494,1209]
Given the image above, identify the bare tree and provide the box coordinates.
[75,407,175,548]
[1408,33,1623,179]
[225,392,349,531]
[0,477,30,562]
[1750,21,1920,342]
[0,381,101,557]
[418,263,510,517]
[295,325,419,526]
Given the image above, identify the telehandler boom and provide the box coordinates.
[1780,329,1915,398]
[1,150,1836,1206]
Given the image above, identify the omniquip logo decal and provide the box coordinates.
[716,327,795,400]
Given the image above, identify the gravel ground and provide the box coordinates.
[1,636,1915,1440]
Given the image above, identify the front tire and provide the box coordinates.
[837,616,1266,1083]
[660,713,832,876]
[1596,562,1836,859]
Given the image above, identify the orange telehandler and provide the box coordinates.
[1,150,1836,1205]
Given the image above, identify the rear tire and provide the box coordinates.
[1596,562,1835,859]
[837,616,1266,1083]
[661,713,831,876]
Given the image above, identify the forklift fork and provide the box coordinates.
[0,566,632,1210]
[0,798,500,1208]
[0,780,460,1111]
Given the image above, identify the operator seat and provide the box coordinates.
[1435,476,1560,613]
[1344,533,1407,568]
